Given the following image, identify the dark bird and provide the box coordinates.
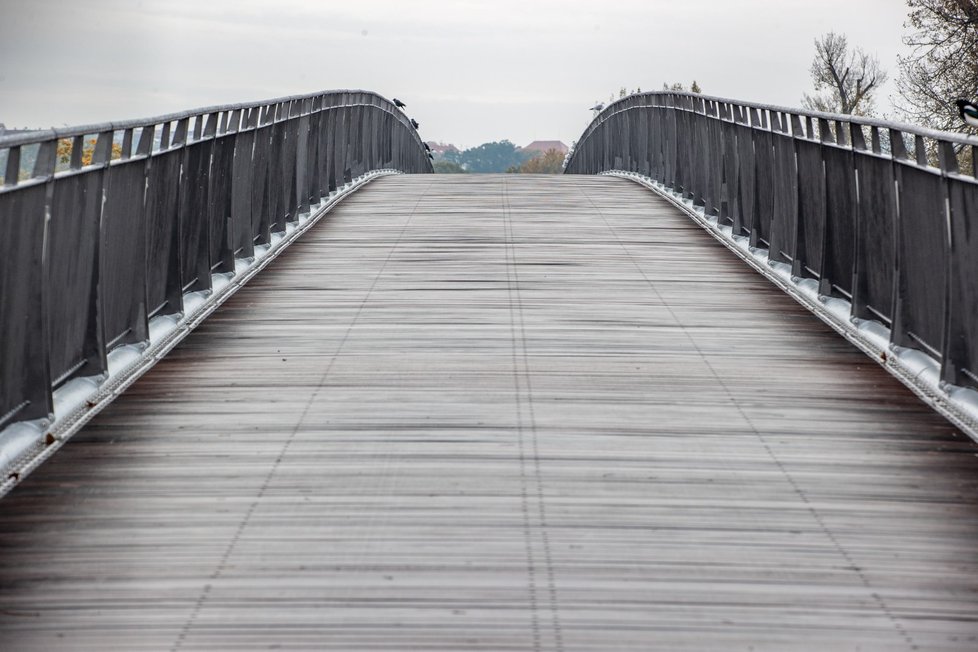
[423,142,431,151]
[411,119,420,129]
[590,103,604,112]
[957,99,978,128]
[393,98,407,109]
[428,153,433,159]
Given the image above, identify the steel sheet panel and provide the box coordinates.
[821,145,856,298]
[47,171,105,384]
[945,175,978,387]
[794,139,826,278]
[0,185,50,425]
[100,160,148,348]
[852,152,896,321]
[893,164,946,355]
[145,149,183,317]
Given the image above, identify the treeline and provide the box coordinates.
[506,149,564,174]
[433,140,565,174]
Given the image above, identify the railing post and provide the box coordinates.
[939,140,959,384]
[849,124,871,319]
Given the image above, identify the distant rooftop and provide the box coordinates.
[522,140,568,154]
[426,141,459,155]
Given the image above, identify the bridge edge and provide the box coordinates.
[0,170,401,498]
[606,170,978,445]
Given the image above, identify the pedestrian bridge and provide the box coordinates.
[1,91,978,650]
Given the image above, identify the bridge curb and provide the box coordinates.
[606,170,978,445]
[0,169,401,497]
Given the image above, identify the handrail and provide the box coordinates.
[0,88,418,148]
[565,91,978,429]
[0,89,431,436]
[573,90,978,150]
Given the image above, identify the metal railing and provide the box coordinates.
[0,89,431,431]
[565,92,978,395]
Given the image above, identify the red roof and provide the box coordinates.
[425,141,459,155]
[522,140,568,154]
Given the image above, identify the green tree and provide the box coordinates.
[510,149,566,174]
[433,161,467,174]
[57,138,124,167]
[451,140,530,173]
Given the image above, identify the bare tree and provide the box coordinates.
[801,32,887,115]
[896,0,978,134]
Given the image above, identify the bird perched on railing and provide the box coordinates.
[957,99,978,128]
[411,119,420,129]
[423,142,431,152]
[393,98,407,109]
[590,103,604,112]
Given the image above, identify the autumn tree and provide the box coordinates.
[56,138,123,167]
[896,0,978,134]
[56,139,73,164]
[509,149,566,174]
[801,32,887,115]
[443,140,530,173]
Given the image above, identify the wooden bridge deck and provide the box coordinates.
[2,174,978,650]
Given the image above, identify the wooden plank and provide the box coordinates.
[1,174,977,650]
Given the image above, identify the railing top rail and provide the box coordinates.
[581,90,978,148]
[0,88,409,148]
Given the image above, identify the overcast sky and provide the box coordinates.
[1,0,911,148]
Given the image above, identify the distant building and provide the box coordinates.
[426,141,460,156]
[522,140,568,155]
